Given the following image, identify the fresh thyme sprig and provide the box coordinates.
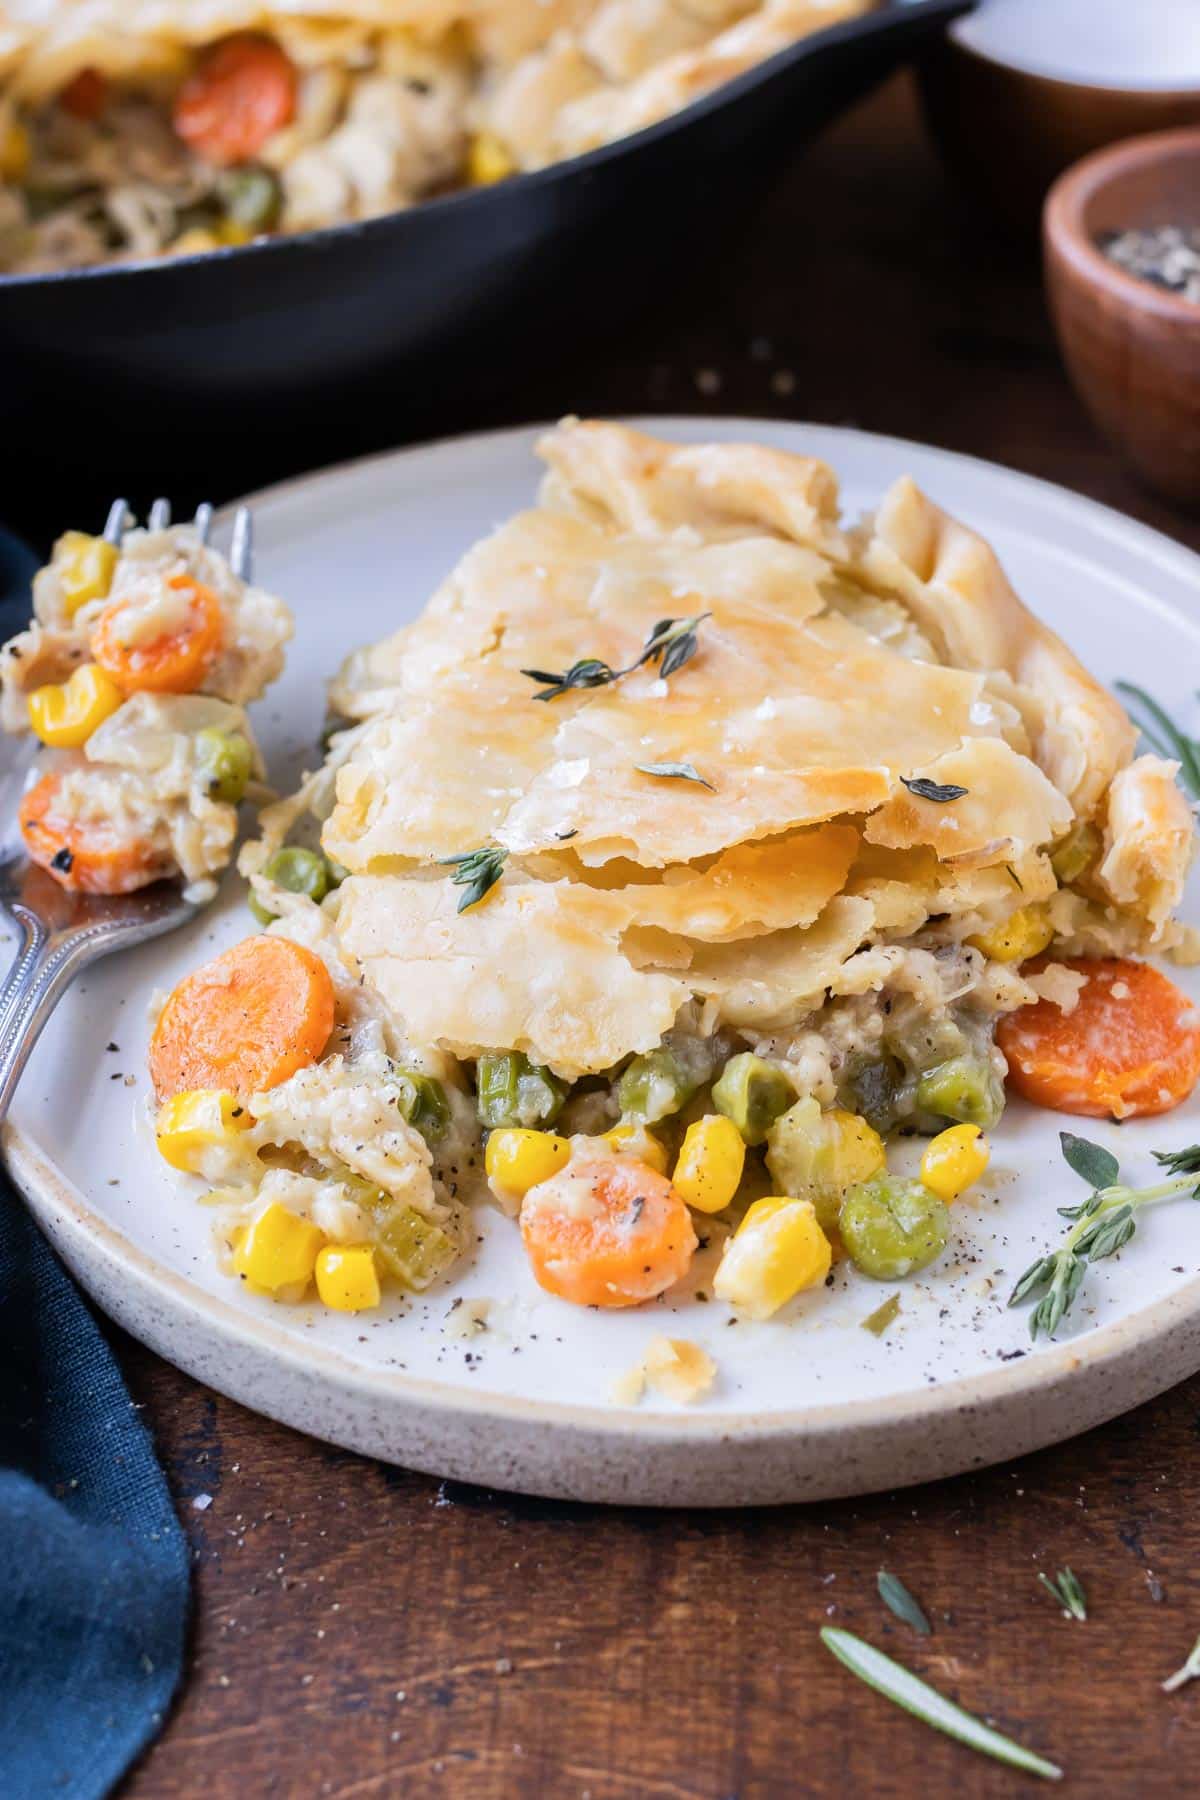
[1162,1631,1200,1693]
[900,776,969,804]
[1115,682,1200,802]
[438,843,508,912]
[1038,1568,1087,1621]
[1008,1131,1200,1339]
[521,613,710,701]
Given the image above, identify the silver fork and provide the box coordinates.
[0,497,252,1123]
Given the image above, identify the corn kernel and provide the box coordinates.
[233,1202,324,1296]
[54,531,118,616]
[672,1113,745,1214]
[712,1196,831,1320]
[605,1123,669,1176]
[920,1122,990,1203]
[485,1127,571,1197]
[467,130,515,185]
[315,1244,381,1312]
[968,905,1054,965]
[170,227,221,256]
[0,119,30,182]
[28,662,123,748]
[156,1089,252,1175]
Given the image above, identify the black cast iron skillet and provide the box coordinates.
[1,0,969,488]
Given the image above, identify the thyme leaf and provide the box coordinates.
[521,657,619,701]
[635,760,715,790]
[1008,1135,1200,1338]
[1038,1568,1087,1621]
[861,1292,901,1337]
[635,612,711,679]
[820,1629,1062,1781]
[900,776,969,804]
[877,1571,931,1636]
[437,843,508,913]
[1115,682,1200,802]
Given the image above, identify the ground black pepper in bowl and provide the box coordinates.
[1098,226,1200,302]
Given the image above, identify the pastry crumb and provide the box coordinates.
[1025,961,1087,1013]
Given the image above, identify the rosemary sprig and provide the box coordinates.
[521,614,711,702]
[1115,681,1200,802]
[521,657,620,702]
[877,1571,931,1636]
[1008,1131,1200,1339]
[437,843,508,913]
[1038,1568,1087,1621]
[1162,1632,1200,1693]
[820,1629,1062,1781]
[635,760,714,790]
[901,776,969,804]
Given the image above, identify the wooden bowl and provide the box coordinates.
[920,24,1200,235]
[1044,130,1200,508]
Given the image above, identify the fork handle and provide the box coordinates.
[0,904,111,1126]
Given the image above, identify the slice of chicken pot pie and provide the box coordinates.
[149,421,1198,1326]
[0,0,870,273]
[2,513,292,896]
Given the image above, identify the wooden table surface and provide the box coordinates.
[108,72,1200,1798]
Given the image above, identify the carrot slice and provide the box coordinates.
[91,575,223,696]
[149,935,335,1102]
[173,35,297,167]
[520,1156,697,1307]
[19,771,168,895]
[60,69,107,121]
[998,957,1200,1121]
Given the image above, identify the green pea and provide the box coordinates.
[218,164,283,235]
[916,1055,1005,1131]
[712,1052,794,1146]
[394,1070,450,1145]
[616,1046,702,1125]
[476,1052,566,1130]
[838,1175,951,1280]
[249,845,332,925]
[195,726,253,805]
[1050,821,1101,885]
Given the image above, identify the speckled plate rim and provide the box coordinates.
[7,415,1200,1505]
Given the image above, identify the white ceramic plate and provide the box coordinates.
[7,418,1200,1507]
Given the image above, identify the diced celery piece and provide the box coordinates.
[712,1052,794,1146]
[476,1052,566,1129]
[368,1199,458,1290]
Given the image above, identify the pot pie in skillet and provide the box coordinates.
[147,421,1198,1323]
[0,0,871,273]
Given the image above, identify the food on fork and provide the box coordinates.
[2,507,292,895]
[149,420,1197,1326]
[0,0,871,273]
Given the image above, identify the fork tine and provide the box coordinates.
[103,499,130,545]
[148,497,171,531]
[193,502,214,545]
[230,506,253,580]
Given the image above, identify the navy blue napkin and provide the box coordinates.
[0,524,190,1799]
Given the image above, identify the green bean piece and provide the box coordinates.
[1049,821,1101,885]
[916,1055,1005,1131]
[839,1175,951,1280]
[476,1052,567,1129]
[395,1071,450,1145]
[616,1046,702,1125]
[712,1052,794,1146]
[195,726,253,805]
[249,845,332,925]
[219,164,283,234]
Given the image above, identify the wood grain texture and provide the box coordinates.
[91,70,1200,1798]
